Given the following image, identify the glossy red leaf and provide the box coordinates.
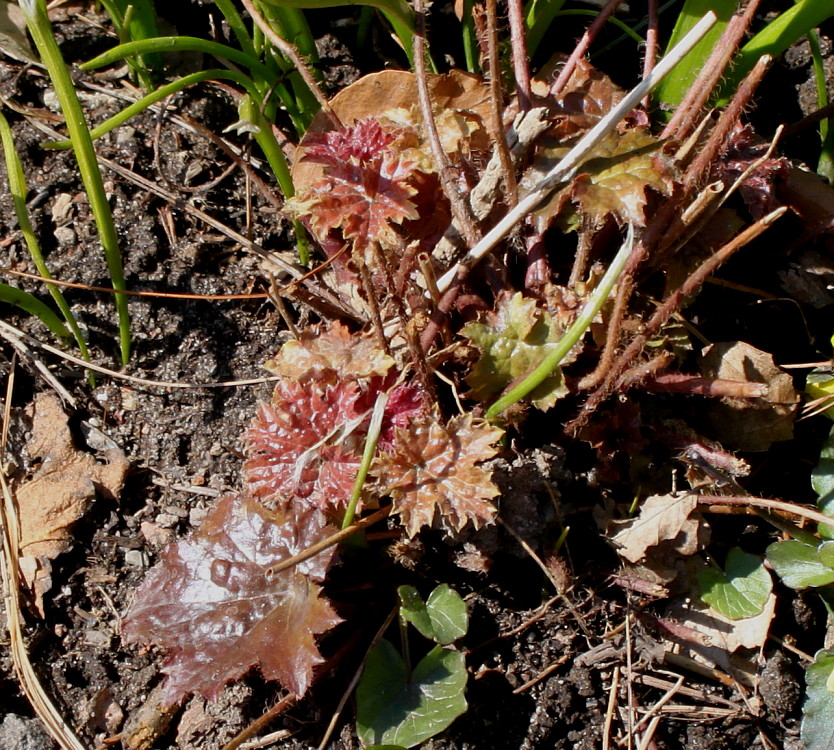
[122,495,341,705]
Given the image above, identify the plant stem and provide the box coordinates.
[342,393,387,529]
[0,112,90,363]
[22,0,131,363]
[434,11,718,295]
[485,225,634,420]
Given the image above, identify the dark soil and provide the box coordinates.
[1,3,832,750]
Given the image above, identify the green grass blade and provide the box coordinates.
[258,0,415,65]
[0,110,90,362]
[721,0,834,101]
[524,0,567,58]
[485,226,634,421]
[21,0,130,363]
[213,0,258,58]
[81,36,275,82]
[0,283,71,341]
[653,0,735,110]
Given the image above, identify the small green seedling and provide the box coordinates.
[697,547,772,620]
[356,584,469,748]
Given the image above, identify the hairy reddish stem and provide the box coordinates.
[662,0,762,142]
[485,0,518,205]
[566,205,787,433]
[643,373,769,398]
[551,0,626,97]
[506,0,532,111]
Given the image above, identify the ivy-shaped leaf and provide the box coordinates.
[766,539,834,589]
[245,380,367,510]
[570,130,674,228]
[373,414,503,536]
[697,547,772,620]
[803,649,834,750]
[122,495,341,705]
[462,292,570,410]
[399,584,468,645]
[356,640,468,748]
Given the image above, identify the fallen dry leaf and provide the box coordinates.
[610,493,700,563]
[16,393,127,614]
[699,341,799,452]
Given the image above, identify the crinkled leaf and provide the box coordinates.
[570,130,674,228]
[812,424,834,539]
[290,151,419,248]
[265,321,394,383]
[462,293,570,410]
[398,584,468,645]
[356,640,468,748]
[373,414,503,536]
[697,548,772,620]
[302,117,398,166]
[610,493,700,563]
[245,380,366,510]
[122,495,341,704]
[803,649,834,750]
[766,540,834,589]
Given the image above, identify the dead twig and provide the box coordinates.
[566,206,787,433]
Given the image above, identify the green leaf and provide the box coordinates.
[813,424,834,538]
[653,0,735,110]
[463,293,569,410]
[802,649,834,750]
[0,283,70,341]
[766,540,834,589]
[399,585,468,646]
[697,548,772,619]
[721,0,834,104]
[356,640,468,748]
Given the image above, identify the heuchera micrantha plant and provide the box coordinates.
[123,64,675,707]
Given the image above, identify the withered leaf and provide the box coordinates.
[373,414,503,536]
[610,493,700,563]
[245,380,366,511]
[16,393,127,614]
[264,321,394,383]
[699,341,799,452]
[122,495,341,705]
[462,292,571,410]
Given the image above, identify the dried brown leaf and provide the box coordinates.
[16,393,127,614]
[373,414,503,536]
[264,321,394,382]
[699,341,800,452]
[610,493,700,563]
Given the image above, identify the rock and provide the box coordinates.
[0,714,55,750]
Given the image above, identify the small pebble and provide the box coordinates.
[84,630,112,649]
[189,507,209,527]
[53,226,77,246]
[154,513,179,528]
[125,550,148,569]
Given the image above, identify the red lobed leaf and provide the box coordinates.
[122,495,341,704]
[245,380,367,510]
[302,117,399,166]
[295,153,420,247]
